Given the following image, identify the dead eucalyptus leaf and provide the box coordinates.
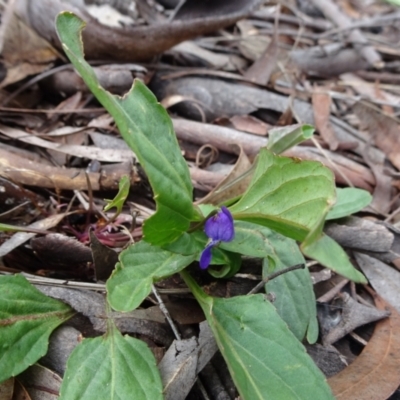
[159,322,218,400]
[328,293,400,400]
[15,0,263,62]
[12,380,31,400]
[0,377,14,400]
[353,102,400,170]
[36,285,174,346]
[89,230,118,282]
[40,326,81,376]
[0,123,134,162]
[0,213,66,258]
[0,2,59,88]
[355,253,400,314]
[318,292,389,345]
[197,144,252,205]
[244,27,279,85]
[312,88,339,151]
[17,364,61,400]
[31,233,93,269]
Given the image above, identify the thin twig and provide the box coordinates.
[308,0,382,67]
[311,136,355,188]
[151,285,181,340]
[0,271,191,294]
[247,263,305,295]
[317,279,349,303]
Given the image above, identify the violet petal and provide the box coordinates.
[199,242,215,269]
[204,207,235,243]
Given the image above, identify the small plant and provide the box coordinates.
[0,12,373,400]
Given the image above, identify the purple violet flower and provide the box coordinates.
[199,206,235,269]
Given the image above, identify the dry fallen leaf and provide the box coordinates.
[36,285,174,346]
[328,292,400,400]
[17,364,61,400]
[89,230,118,282]
[312,88,339,151]
[353,102,400,170]
[244,27,279,85]
[0,2,59,88]
[159,321,218,400]
[318,292,389,345]
[0,213,66,258]
[12,380,31,400]
[198,144,252,205]
[216,115,270,136]
[0,123,134,162]
[355,253,400,314]
[15,0,263,62]
[0,377,14,400]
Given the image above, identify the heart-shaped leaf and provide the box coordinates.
[182,272,334,400]
[263,236,318,343]
[0,275,73,382]
[302,234,367,283]
[326,187,372,220]
[56,13,197,246]
[60,325,162,400]
[230,148,335,241]
[107,241,195,312]
[220,222,317,342]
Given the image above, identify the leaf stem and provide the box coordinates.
[180,269,209,308]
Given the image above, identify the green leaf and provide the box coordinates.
[103,175,130,217]
[207,250,242,278]
[181,272,334,400]
[326,187,372,220]
[302,234,367,283]
[162,231,205,255]
[384,0,400,5]
[59,325,162,400]
[263,240,317,343]
[220,221,276,258]
[163,230,241,278]
[220,222,317,342]
[107,241,195,311]
[267,124,314,154]
[0,275,73,383]
[56,12,196,246]
[230,149,335,241]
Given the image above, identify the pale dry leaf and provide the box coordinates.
[0,2,58,88]
[172,41,247,71]
[312,88,339,151]
[198,144,252,205]
[319,292,389,345]
[355,253,400,314]
[0,213,67,257]
[15,0,263,62]
[159,322,218,400]
[222,115,269,136]
[0,123,134,162]
[353,102,400,170]
[244,28,279,85]
[36,285,174,346]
